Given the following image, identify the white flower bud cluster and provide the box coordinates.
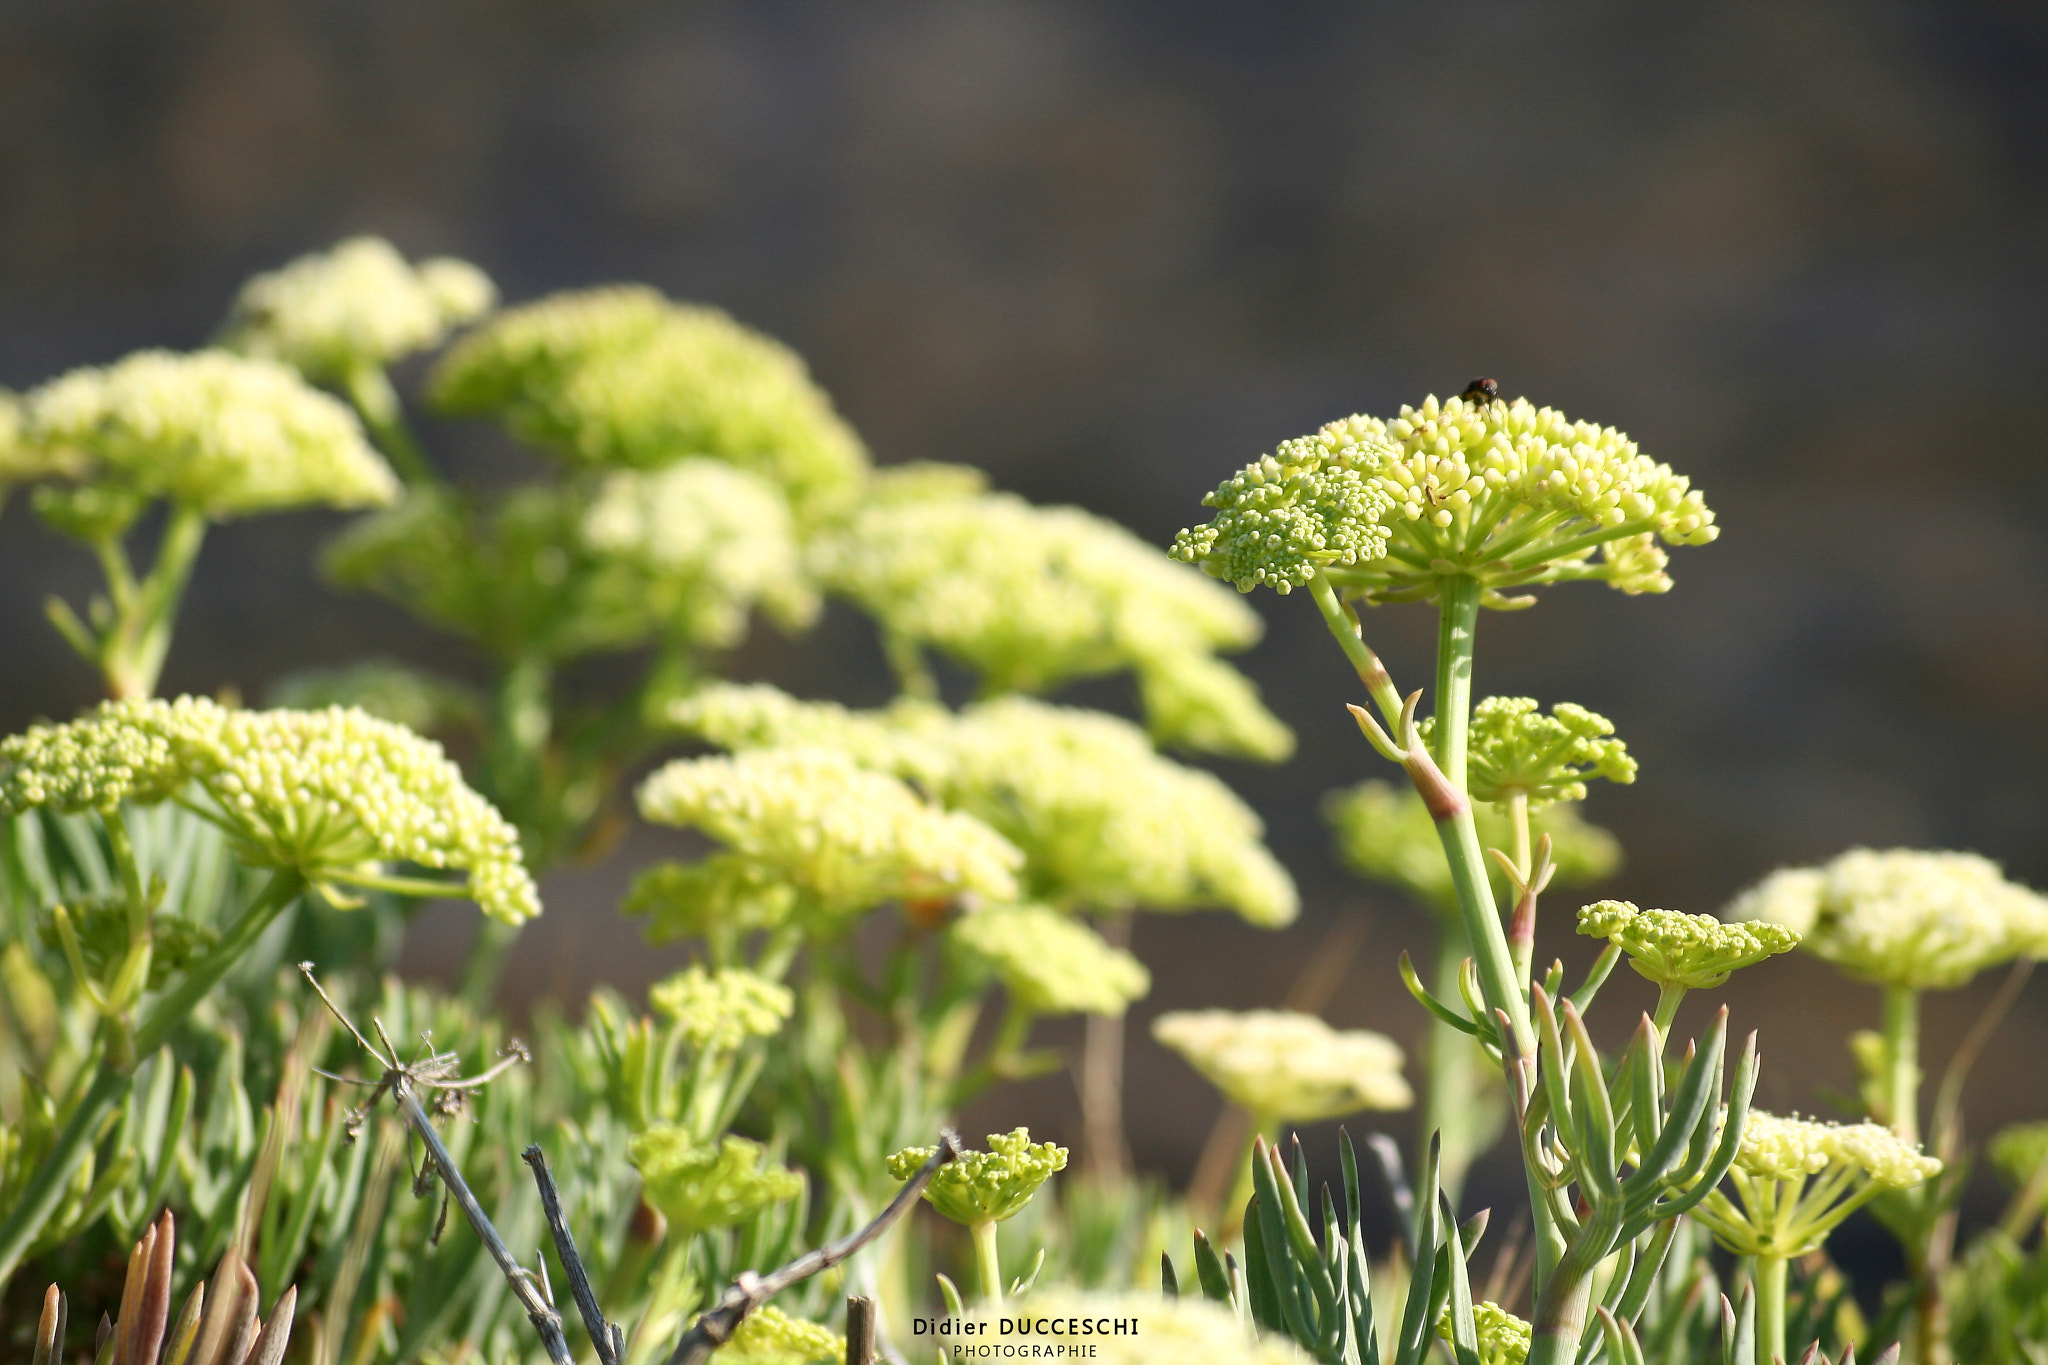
[1734,1111,1941,1189]
[1152,1009,1412,1123]
[1,697,538,923]
[220,236,495,380]
[430,286,868,515]
[1727,848,2048,990]
[949,903,1151,1016]
[636,747,1023,918]
[667,685,1298,926]
[811,477,1289,759]
[648,965,794,1051]
[581,458,818,645]
[20,350,398,516]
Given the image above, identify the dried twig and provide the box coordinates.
[298,965,568,1365]
[524,1144,625,1365]
[846,1295,878,1365]
[663,1130,964,1365]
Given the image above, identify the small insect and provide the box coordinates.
[1458,377,1501,405]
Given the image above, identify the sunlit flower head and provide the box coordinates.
[949,903,1151,1016]
[1438,1300,1532,1365]
[1576,900,1800,991]
[1421,696,1635,810]
[887,1128,1067,1226]
[648,965,794,1051]
[629,1128,803,1235]
[722,1305,845,1365]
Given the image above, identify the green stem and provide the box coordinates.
[106,502,208,700]
[342,363,436,485]
[970,1219,1003,1306]
[1433,574,1479,789]
[0,868,303,1286]
[1308,571,1403,726]
[1883,985,1921,1144]
[1652,984,1687,1050]
[1754,1254,1788,1365]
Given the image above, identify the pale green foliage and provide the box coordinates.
[219,236,496,380]
[1151,1009,1411,1123]
[18,350,398,516]
[722,1304,846,1365]
[887,1128,1067,1226]
[948,904,1151,1017]
[1325,779,1619,914]
[429,285,868,513]
[628,1128,803,1235]
[1726,848,2048,990]
[667,685,1298,925]
[1169,416,1397,592]
[1419,696,1636,809]
[1174,393,1716,604]
[0,697,538,923]
[647,965,793,1051]
[1576,900,1800,991]
[267,660,481,736]
[579,458,818,644]
[635,747,1023,920]
[1438,1300,1533,1365]
[1990,1121,2048,1189]
[809,472,1290,759]
[623,855,800,944]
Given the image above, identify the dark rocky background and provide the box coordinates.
[3,0,2046,1268]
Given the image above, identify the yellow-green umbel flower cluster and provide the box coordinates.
[810,469,1291,760]
[17,350,398,517]
[579,458,818,646]
[949,903,1151,1017]
[1151,1009,1412,1124]
[429,285,868,515]
[888,1128,1067,1226]
[666,685,1298,926]
[1175,393,1716,605]
[1726,848,2048,990]
[1576,900,1801,992]
[635,747,1022,922]
[647,965,794,1051]
[1419,696,1636,809]
[721,1305,846,1365]
[1326,779,1619,916]
[627,1129,803,1236]
[1694,1111,1941,1260]
[0,697,538,923]
[218,236,496,381]
[1438,1300,1533,1365]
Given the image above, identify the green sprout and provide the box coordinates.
[888,1128,1067,1305]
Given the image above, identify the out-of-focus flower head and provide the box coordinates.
[219,237,495,380]
[811,469,1290,760]
[628,1128,802,1235]
[1726,848,2048,990]
[1175,394,1715,607]
[0,697,538,923]
[721,1305,846,1365]
[949,903,1151,1016]
[1438,1300,1532,1365]
[667,686,1298,925]
[635,747,1022,922]
[19,350,398,518]
[989,1290,1299,1365]
[1736,1112,1941,1190]
[887,1128,1067,1226]
[578,458,817,646]
[1326,779,1620,916]
[648,965,794,1051]
[1576,900,1800,991]
[1152,1009,1412,1123]
[429,285,868,516]
[622,854,801,944]
[1419,696,1636,809]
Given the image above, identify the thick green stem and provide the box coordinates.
[343,363,436,485]
[970,1219,1003,1306]
[1755,1254,1789,1365]
[0,868,303,1286]
[1883,985,1921,1145]
[1652,984,1687,1050]
[1526,1264,1598,1365]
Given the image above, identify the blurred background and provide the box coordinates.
[3,0,2045,1272]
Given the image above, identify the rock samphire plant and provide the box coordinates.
[3,241,2044,1365]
